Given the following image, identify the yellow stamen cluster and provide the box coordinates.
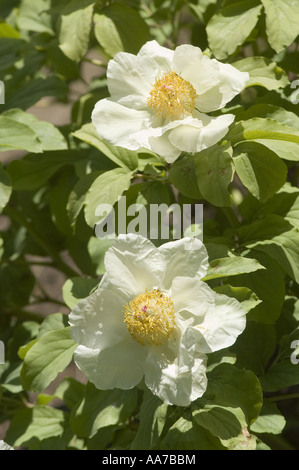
[123,289,176,346]
[147,71,198,120]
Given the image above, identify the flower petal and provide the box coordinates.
[168,113,235,152]
[144,335,207,406]
[158,237,209,290]
[171,276,215,319]
[69,285,129,350]
[92,99,152,150]
[73,340,146,390]
[104,233,166,295]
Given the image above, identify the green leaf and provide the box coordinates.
[73,123,139,170]
[0,162,11,212]
[232,57,289,90]
[131,390,168,450]
[193,405,245,442]
[261,0,299,53]
[0,116,42,153]
[62,276,99,309]
[17,0,54,35]
[5,405,66,447]
[250,401,286,435]
[87,237,114,275]
[169,154,201,200]
[2,109,67,151]
[0,20,20,38]
[94,2,151,57]
[38,313,69,337]
[70,382,138,438]
[59,1,95,62]
[235,104,299,128]
[202,255,265,281]
[194,144,234,207]
[204,363,263,425]
[20,327,77,392]
[233,142,287,202]
[84,168,134,228]
[206,0,262,59]
[229,118,299,161]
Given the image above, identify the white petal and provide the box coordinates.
[144,336,207,406]
[171,276,215,319]
[147,132,181,162]
[73,340,146,390]
[104,233,165,295]
[168,113,235,152]
[192,292,246,353]
[173,44,220,95]
[137,40,174,77]
[0,441,14,450]
[92,99,152,150]
[69,285,129,350]
[195,61,249,113]
[159,237,209,290]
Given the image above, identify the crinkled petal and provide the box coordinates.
[147,132,181,163]
[73,340,146,390]
[158,237,209,290]
[104,233,166,295]
[0,441,14,450]
[69,285,129,350]
[92,98,152,150]
[168,113,235,152]
[171,276,215,320]
[144,332,207,406]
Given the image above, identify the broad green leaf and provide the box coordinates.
[206,0,262,59]
[213,285,261,314]
[131,389,168,450]
[239,214,299,283]
[0,116,42,153]
[232,57,289,90]
[84,167,134,228]
[161,416,225,450]
[59,1,95,62]
[2,109,67,151]
[0,162,11,212]
[0,21,20,38]
[62,276,99,309]
[204,363,263,425]
[17,0,54,35]
[229,117,299,161]
[38,313,69,337]
[20,327,77,392]
[70,382,138,438]
[194,144,234,207]
[87,237,114,275]
[6,150,86,191]
[232,322,276,375]
[202,255,265,281]
[261,0,299,53]
[73,123,139,170]
[230,250,285,324]
[94,2,151,57]
[235,104,299,128]
[169,154,201,200]
[67,171,102,227]
[5,405,66,447]
[250,401,286,435]
[193,405,245,443]
[55,377,86,411]
[233,142,287,202]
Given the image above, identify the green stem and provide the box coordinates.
[5,205,79,278]
[268,393,299,402]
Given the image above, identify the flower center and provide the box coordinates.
[147,71,198,120]
[123,289,176,346]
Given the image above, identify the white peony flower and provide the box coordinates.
[0,440,14,450]
[92,40,249,163]
[69,234,246,406]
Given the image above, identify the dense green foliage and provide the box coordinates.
[0,0,299,450]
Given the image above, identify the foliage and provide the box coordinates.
[0,0,299,451]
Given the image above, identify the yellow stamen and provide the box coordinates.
[147,71,198,120]
[123,289,175,346]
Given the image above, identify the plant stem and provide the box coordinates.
[268,393,299,402]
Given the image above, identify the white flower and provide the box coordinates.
[0,440,14,450]
[91,41,249,163]
[69,234,246,406]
